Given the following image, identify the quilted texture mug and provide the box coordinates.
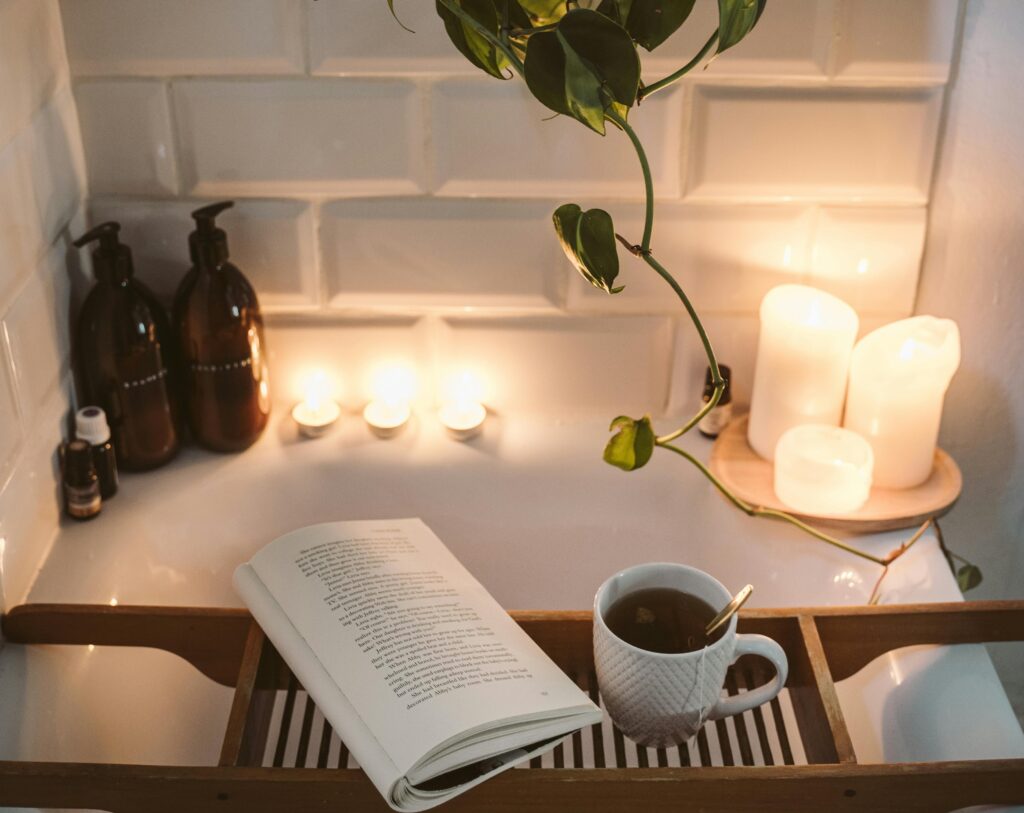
[594,562,788,748]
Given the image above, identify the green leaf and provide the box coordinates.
[386,0,416,33]
[552,203,623,294]
[626,0,697,51]
[716,0,763,54]
[604,415,655,471]
[523,8,639,134]
[515,0,567,25]
[956,563,983,592]
[436,0,510,79]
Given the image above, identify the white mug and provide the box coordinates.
[593,562,788,748]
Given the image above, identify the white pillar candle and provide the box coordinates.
[843,316,960,489]
[774,424,874,515]
[748,285,859,460]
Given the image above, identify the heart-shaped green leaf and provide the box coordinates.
[524,8,640,134]
[604,415,655,471]
[386,0,415,33]
[956,563,983,592]
[515,0,567,25]
[628,0,698,51]
[436,0,510,79]
[553,203,623,294]
[716,0,765,54]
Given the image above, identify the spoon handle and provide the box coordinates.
[705,584,754,638]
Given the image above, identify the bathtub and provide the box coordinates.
[1,412,1021,803]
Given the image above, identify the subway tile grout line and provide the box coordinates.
[311,199,327,310]
[824,0,845,79]
[164,79,187,198]
[912,0,970,316]
[298,0,312,75]
[63,71,949,92]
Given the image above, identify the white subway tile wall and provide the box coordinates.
[60,0,306,77]
[74,80,178,195]
[321,198,562,310]
[173,79,426,197]
[0,0,85,607]
[88,197,318,309]
[57,0,955,417]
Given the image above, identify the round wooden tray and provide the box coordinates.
[709,415,962,532]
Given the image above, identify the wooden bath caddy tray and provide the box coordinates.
[1,600,1023,812]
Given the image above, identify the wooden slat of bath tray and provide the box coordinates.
[3,602,1024,812]
[246,655,806,771]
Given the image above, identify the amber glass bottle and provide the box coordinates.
[174,201,270,452]
[74,223,180,470]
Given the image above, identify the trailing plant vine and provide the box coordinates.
[387,0,982,594]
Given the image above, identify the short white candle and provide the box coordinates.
[440,400,486,441]
[774,424,874,515]
[843,316,960,489]
[291,371,340,438]
[364,365,416,439]
[748,285,859,461]
[363,399,410,439]
[439,371,486,441]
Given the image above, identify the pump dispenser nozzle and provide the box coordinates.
[189,200,234,267]
[74,222,134,283]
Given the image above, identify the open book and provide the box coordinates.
[234,518,601,811]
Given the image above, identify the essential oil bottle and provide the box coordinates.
[63,439,102,521]
[698,364,733,439]
[75,406,119,499]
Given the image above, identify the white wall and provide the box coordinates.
[915,0,1024,719]
[0,0,87,609]
[57,0,957,415]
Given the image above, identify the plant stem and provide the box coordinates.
[609,110,654,251]
[656,441,904,567]
[607,108,725,440]
[437,0,525,76]
[638,29,719,102]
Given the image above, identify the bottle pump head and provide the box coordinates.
[73,222,134,283]
[189,200,234,268]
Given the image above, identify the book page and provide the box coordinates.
[248,519,593,774]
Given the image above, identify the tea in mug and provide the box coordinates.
[604,588,725,654]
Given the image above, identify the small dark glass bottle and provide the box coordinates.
[74,223,181,470]
[173,201,270,452]
[698,364,733,439]
[63,439,101,521]
[75,406,119,499]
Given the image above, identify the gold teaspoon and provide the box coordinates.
[705,584,754,639]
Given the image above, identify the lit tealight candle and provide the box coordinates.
[439,371,487,441]
[843,316,960,489]
[291,371,341,438]
[748,285,859,461]
[364,365,415,439]
[774,424,874,515]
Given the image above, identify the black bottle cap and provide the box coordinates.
[73,222,134,283]
[189,200,234,267]
[703,364,732,405]
[64,439,98,486]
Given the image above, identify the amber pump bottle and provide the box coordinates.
[174,201,270,452]
[73,222,180,470]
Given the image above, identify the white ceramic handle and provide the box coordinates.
[707,634,788,721]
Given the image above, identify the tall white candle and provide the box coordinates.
[843,316,960,489]
[748,285,859,461]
